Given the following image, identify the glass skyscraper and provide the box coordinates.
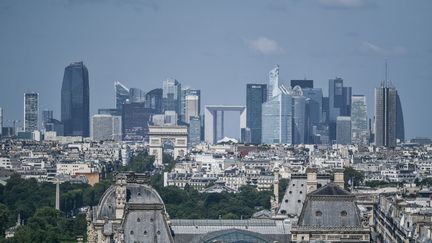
[181,88,201,123]
[374,82,398,147]
[262,91,292,144]
[351,95,369,145]
[292,88,306,144]
[91,114,122,141]
[336,116,352,145]
[396,94,405,142]
[42,109,53,131]
[129,88,146,103]
[145,88,163,114]
[246,84,267,144]
[268,65,280,99]
[328,78,352,141]
[122,102,154,141]
[115,81,130,111]
[162,78,182,118]
[188,116,201,148]
[24,92,39,132]
[61,61,90,137]
[302,87,323,143]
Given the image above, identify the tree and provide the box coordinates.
[0,203,9,237]
[343,167,364,189]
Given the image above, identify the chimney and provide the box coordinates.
[334,169,345,188]
[306,168,318,193]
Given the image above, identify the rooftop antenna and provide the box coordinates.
[385,59,388,86]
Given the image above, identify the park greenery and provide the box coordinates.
[2,153,411,242]
[0,152,274,242]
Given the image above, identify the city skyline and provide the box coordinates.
[0,0,431,138]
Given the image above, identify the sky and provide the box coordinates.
[0,0,431,139]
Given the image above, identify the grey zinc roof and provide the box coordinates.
[308,183,351,196]
[298,184,362,228]
[95,184,165,221]
[96,185,116,220]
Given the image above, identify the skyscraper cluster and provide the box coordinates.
[0,61,405,148]
[245,65,405,147]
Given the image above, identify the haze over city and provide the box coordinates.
[0,0,431,138]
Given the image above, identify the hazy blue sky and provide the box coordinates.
[0,0,431,139]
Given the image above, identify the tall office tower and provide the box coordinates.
[182,88,201,123]
[122,102,154,141]
[292,86,306,144]
[291,79,314,89]
[375,81,398,147]
[91,114,122,141]
[328,78,352,141]
[129,88,145,103]
[0,107,3,136]
[246,84,267,144]
[336,116,351,145]
[61,62,90,137]
[322,97,329,124]
[188,116,201,148]
[262,90,293,144]
[115,81,130,111]
[42,109,53,130]
[369,118,374,144]
[145,88,163,114]
[396,94,405,142]
[268,65,280,99]
[24,92,39,132]
[302,88,323,143]
[351,95,369,145]
[162,78,181,118]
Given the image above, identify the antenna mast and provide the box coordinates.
[385,60,388,86]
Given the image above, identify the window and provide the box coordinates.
[285,199,288,203]
[340,211,347,217]
[315,211,322,217]
[289,191,292,194]
[298,200,301,203]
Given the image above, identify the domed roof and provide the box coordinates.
[95,173,166,220]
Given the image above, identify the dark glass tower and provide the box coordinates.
[61,62,90,137]
[328,78,352,142]
[162,79,182,116]
[246,84,267,144]
[122,102,154,141]
[145,88,163,114]
[374,82,397,147]
[396,94,405,142]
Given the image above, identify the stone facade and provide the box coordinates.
[86,172,174,243]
